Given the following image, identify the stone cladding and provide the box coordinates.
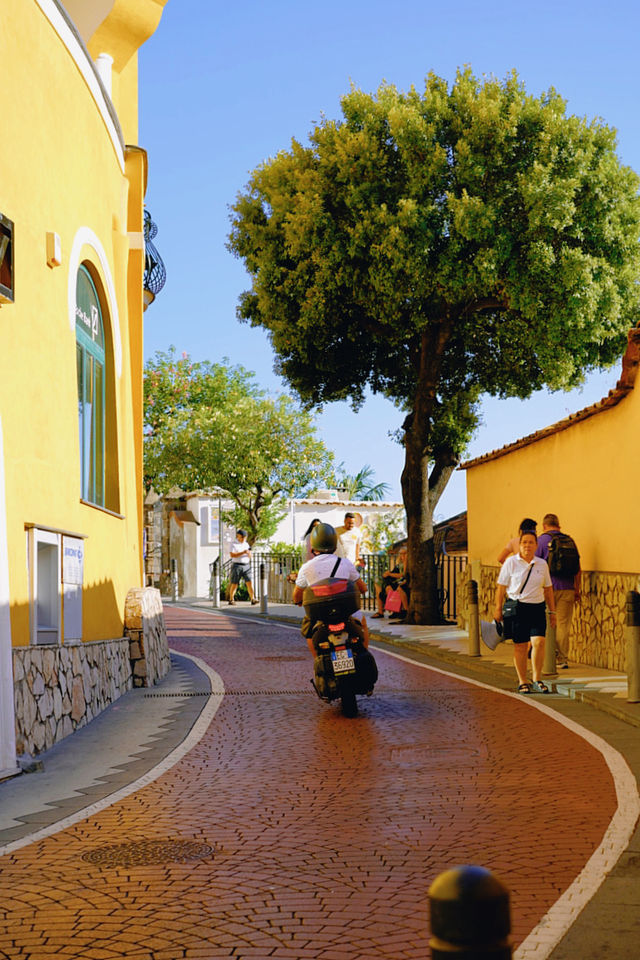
[12,587,170,757]
[456,564,640,673]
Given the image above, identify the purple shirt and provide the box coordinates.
[535,531,577,591]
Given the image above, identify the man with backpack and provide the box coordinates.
[535,513,581,669]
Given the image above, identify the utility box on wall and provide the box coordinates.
[0,214,14,303]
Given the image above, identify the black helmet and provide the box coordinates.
[310,522,337,554]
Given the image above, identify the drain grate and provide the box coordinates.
[144,689,312,697]
[81,838,214,868]
[257,655,309,662]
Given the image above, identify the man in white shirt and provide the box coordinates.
[293,522,369,656]
[228,529,258,605]
[335,512,362,566]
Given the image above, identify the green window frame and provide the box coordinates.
[75,265,105,506]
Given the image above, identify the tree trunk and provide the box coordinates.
[401,326,455,625]
[402,429,440,624]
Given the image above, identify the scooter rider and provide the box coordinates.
[293,522,370,657]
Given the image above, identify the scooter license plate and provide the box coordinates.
[331,646,355,674]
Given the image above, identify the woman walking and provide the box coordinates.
[494,530,556,694]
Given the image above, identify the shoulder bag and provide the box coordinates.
[503,562,534,620]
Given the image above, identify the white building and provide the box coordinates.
[270,489,405,554]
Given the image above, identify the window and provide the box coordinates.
[75,265,105,505]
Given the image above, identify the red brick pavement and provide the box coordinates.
[0,607,618,959]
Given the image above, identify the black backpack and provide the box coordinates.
[547,532,580,578]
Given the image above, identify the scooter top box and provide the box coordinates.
[302,578,360,623]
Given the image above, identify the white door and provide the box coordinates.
[0,418,17,778]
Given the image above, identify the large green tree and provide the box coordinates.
[144,348,334,544]
[228,68,640,622]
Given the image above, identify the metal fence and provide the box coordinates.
[215,551,467,623]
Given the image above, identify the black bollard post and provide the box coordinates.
[428,865,512,958]
[626,591,640,703]
[467,580,480,657]
[210,559,221,609]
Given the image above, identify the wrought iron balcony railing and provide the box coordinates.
[143,209,166,309]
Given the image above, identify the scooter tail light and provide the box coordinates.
[328,623,346,632]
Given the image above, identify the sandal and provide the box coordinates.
[371,613,384,619]
[533,680,550,694]
[517,682,532,695]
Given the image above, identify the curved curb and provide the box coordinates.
[379,647,640,960]
[0,651,224,860]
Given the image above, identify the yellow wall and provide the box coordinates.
[0,1,165,645]
[464,371,640,575]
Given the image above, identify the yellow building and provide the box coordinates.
[460,325,640,671]
[0,0,170,777]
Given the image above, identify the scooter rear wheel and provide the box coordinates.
[340,690,358,718]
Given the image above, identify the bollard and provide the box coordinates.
[170,558,178,601]
[543,607,557,676]
[467,580,480,657]
[428,865,512,959]
[626,591,640,703]
[210,559,221,609]
[260,562,268,615]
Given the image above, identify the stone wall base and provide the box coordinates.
[13,638,132,757]
[13,587,172,757]
[124,587,170,686]
[456,564,640,673]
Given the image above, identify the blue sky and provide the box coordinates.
[138,0,638,519]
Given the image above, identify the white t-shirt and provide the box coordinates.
[336,526,361,563]
[230,540,251,566]
[497,554,551,604]
[295,553,364,620]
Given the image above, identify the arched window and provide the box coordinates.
[75,265,105,505]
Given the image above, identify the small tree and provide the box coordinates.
[361,510,407,554]
[144,349,335,545]
[228,68,640,621]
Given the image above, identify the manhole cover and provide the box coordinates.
[81,838,213,868]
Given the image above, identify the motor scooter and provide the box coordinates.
[302,578,378,717]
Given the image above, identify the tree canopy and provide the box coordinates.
[144,349,334,544]
[228,67,640,621]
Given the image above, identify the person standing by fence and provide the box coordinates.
[228,529,258,606]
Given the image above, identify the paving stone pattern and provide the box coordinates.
[0,607,619,959]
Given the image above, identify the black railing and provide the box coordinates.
[436,553,468,622]
[213,551,467,622]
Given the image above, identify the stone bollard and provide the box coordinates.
[467,580,480,657]
[428,865,512,959]
[260,562,268,614]
[626,591,640,703]
[543,607,557,676]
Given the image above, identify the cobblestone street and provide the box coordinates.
[0,607,620,959]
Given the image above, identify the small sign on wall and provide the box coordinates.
[63,537,84,641]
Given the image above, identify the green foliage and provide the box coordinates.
[222,501,287,546]
[267,541,304,562]
[331,463,391,501]
[144,347,334,544]
[361,510,407,553]
[228,67,640,620]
